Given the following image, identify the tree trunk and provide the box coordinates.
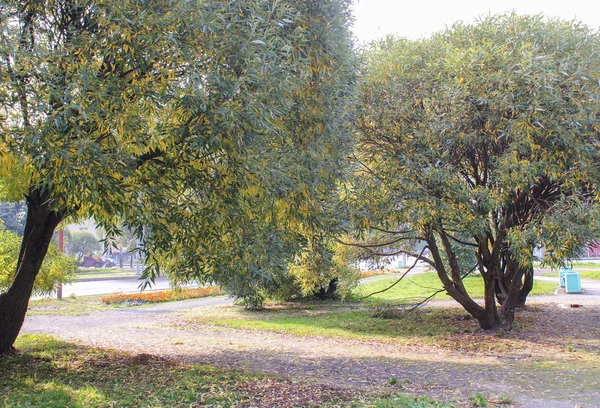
[0,193,61,355]
[517,265,534,307]
[426,229,493,328]
[480,273,501,329]
[497,261,527,330]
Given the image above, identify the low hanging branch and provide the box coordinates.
[406,289,446,312]
[405,264,479,311]
[360,245,429,300]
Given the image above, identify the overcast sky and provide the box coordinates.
[352,0,600,43]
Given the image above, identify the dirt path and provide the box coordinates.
[22,295,600,408]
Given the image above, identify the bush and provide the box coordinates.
[222,242,360,307]
[289,242,359,301]
[0,224,76,295]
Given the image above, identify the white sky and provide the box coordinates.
[352,0,600,42]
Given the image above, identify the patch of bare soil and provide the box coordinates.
[238,379,358,408]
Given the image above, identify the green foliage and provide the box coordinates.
[0,0,355,307]
[68,230,101,261]
[352,13,600,327]
[0,226,76,295]
[289,241,359,300]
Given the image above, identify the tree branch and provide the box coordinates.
[360,245,429,300]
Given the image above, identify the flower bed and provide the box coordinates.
[101,286,222,305]
[359,270,390,278]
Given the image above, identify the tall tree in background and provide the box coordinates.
[352,14,600,330]
[69,230,101,262]
[0,0,355,354]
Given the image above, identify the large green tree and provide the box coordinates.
[352,14,600,330]
[0,0,354,353]
[69,230,101,262]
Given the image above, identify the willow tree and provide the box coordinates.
[0,0,355,354]
[352,14,600,330]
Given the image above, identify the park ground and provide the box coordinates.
[2,269,600,407]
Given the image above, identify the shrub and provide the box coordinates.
[0,224,76,295]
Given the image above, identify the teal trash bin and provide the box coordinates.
[559,267,573,288]
[565,273,582,293]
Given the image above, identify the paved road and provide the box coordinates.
[57,276,196,298]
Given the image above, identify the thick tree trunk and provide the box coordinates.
[498,263,526,330]
[479,273,501,329]
[0,194,61,355]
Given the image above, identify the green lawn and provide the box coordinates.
[1,335,446,408]
[536,263,600,280]
[74,267,137,280]
[181,273,557,346]
[28,295,113,316]
[356,272,557,306]
[576,270,600,280]
[187,305,476,345]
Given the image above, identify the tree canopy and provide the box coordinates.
[69,230,101,261]
[352,14,600,330]
[0,0,355,353]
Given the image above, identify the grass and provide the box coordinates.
[570,261,600,269]
[0,334,264,408]
[75,267,137,280]
[185,303,490,350]
[180,273,557,348]
[356,272,557,306]
[185,300,600,361]
[28,295,114,316]
[28,288,222,316]
[577,270,600,280]
[0,335,446,408]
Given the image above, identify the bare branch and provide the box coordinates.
[336,236,417,249]
[360,246,429,300]
[369,225,416,235]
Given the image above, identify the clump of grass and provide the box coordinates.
[101,286,222,305]
[468,392,488,407]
